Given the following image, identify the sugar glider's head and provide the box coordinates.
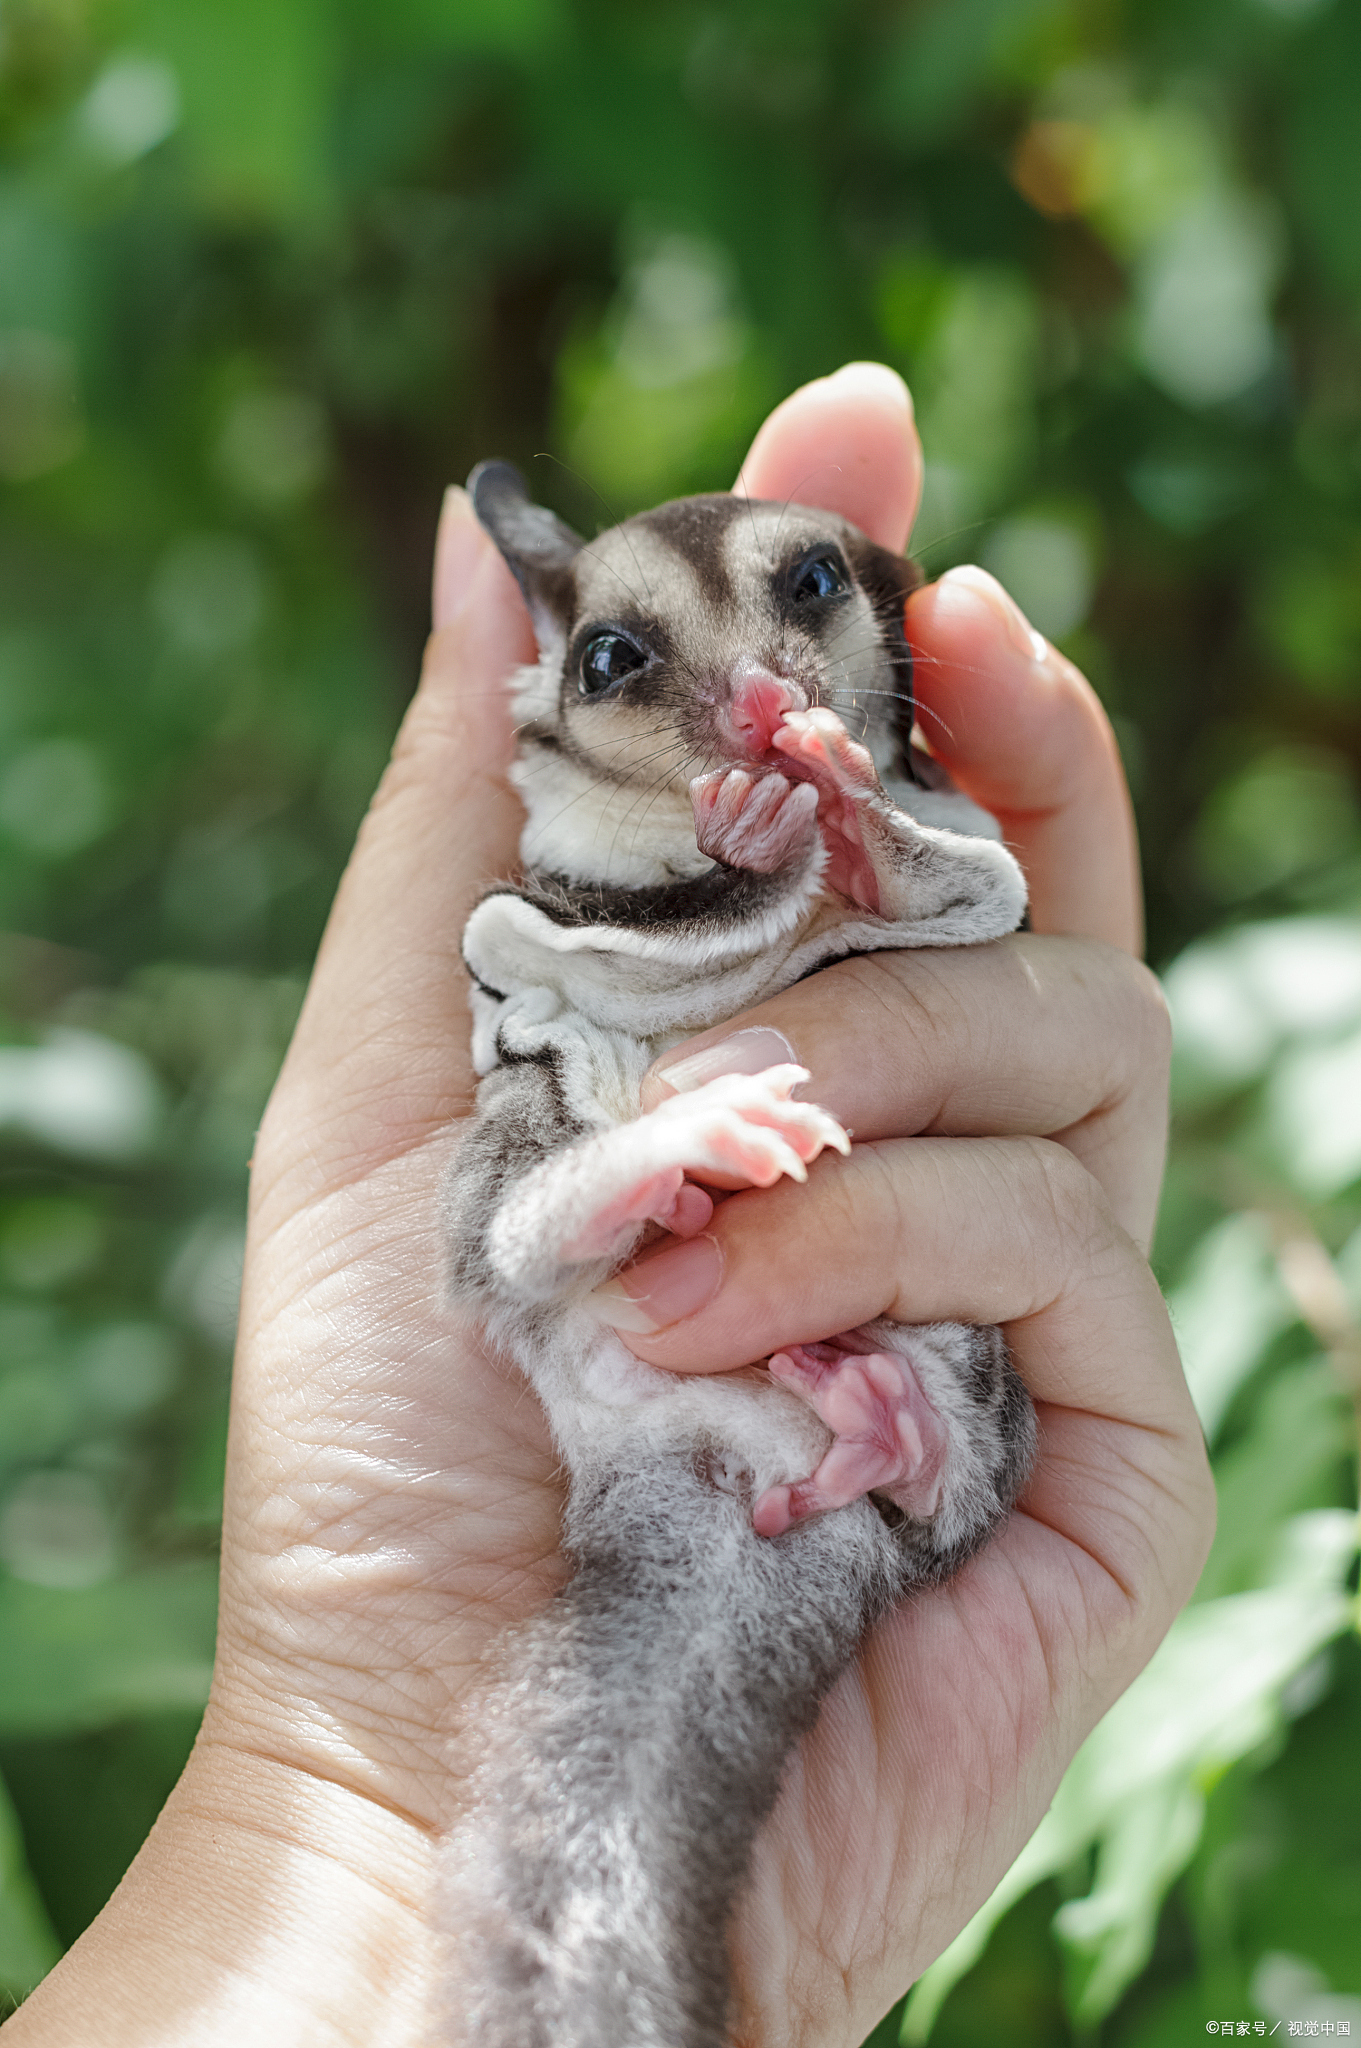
[469,462,925,886]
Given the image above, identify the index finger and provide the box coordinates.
[641,936,1170,1249]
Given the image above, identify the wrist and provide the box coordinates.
[6,1735,437,2047]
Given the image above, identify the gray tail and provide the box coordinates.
[438,1455,910,2048]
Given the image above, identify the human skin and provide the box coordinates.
[7,363,1214,2048]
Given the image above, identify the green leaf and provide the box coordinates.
[1196,1360,1353,1601]
[1164,1213,1295,1444]
[1053,1773,1206,2026]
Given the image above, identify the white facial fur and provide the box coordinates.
[507,498,921,885]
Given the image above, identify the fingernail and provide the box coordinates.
[939,564,1050,666]
[656,1026,798,1095]
[587,1235,723,1334]
[432,486,487,631]
[825,361,914,418]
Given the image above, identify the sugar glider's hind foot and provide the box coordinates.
[755,1321,1035,1578]
[752,1343,950,1535]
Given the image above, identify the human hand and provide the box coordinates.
[8,364,1212,2048]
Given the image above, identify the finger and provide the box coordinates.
[908,566,1142,953]
[587,1132,1215,1636]
[260,489,534,1191]
[735,361,923,552]
[589,1134,1183,1426]
[641,936,1170,1249]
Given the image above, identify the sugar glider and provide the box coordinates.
[437,464,1037,2047]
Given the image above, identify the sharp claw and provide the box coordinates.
[747,1142,806,1184]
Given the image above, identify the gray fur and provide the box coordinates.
[441,1471,915,2048]
[437,475,1037,2046]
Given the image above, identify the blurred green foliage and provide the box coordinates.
[0,0,1358,2036]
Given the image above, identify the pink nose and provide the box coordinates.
[729,672,793,753]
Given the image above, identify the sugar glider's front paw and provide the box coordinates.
[773,708,889,912]
[645,1063,849,1186]
[773,706,881,798]
[691,766,820,873]
[559,1065,849,1263]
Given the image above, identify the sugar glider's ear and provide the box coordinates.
[468,460,584,641]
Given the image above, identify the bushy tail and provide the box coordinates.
[438,1455,908,2048]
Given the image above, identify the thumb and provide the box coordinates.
[261,487,533,1195]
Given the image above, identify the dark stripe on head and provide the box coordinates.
[629,495,750,614]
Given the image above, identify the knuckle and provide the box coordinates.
[1084,948,1173,1123]
[833,949,946,1043]
[1025,1134,1113,1252]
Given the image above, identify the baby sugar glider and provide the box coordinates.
[438,463,1037,2048]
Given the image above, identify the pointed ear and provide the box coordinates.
[467,461,584,641]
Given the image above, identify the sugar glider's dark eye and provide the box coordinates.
[579,632,647,696]
[791,551,849,603]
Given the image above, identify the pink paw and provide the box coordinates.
[691,767,820,873]
[771,711,884,912]
[651,1064,849,1188]
[772,707,879,796]
[752,1340,948,1538]
[558,1069,848,1264]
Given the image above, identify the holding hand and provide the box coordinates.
[8,364,1212,2048]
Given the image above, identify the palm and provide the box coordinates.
[225,1091,1138,2045]
[222,1136,567,1813]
